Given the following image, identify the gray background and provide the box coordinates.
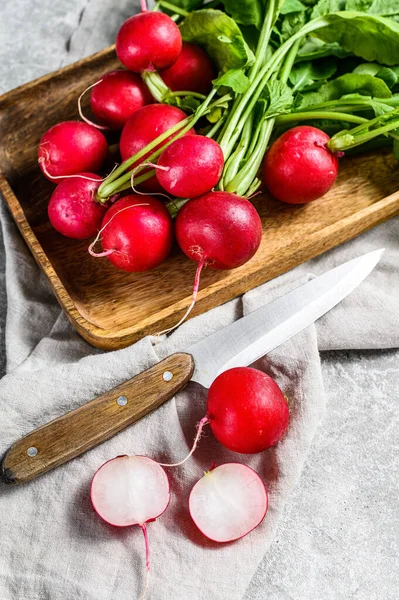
[0,1,397,598]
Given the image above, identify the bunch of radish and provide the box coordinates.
[36,2,267,333]
[37,0,343,329]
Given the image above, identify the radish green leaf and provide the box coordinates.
[180,9,255,72]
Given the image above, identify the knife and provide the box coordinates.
[1,249,383,485]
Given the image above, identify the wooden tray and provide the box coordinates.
[1,46,399,350]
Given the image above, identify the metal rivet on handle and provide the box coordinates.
[163,371,173,382]
[117,396,128,406]
[27,447,38,457]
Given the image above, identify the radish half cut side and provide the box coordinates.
[91,455,170,526]
[189,463,268,543]
[91,455,170,600]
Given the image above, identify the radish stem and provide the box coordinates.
[158,0,189,16]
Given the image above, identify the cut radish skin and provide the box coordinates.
[189,463,268,543]
[91,455,170,599]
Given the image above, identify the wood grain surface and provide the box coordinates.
[1,352,194,484]
[0,45,398,350]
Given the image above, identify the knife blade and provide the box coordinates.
[1,248,383,484]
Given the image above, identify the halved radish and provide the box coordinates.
[189,463,268,543]
[91,455,170,598]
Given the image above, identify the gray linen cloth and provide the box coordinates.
[0,198,398,600]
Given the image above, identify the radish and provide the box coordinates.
[116,11,182,73]
[160,367,289,469]
[48,174,108,239]
[163,192,262,331]
[120,103,194,192]
[90,194,173,272]
[263,126,339,204]
[88,70,153,129]
[160,42,215,96]
[189,463,268,543]
[206,367,289,454]
[91,455,170,598]
[38,121,108,182]
[156,136,224,198]
[175,192,262,271]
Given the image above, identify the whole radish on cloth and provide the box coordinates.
[116,11,182,73]
[120,103,195,193]
[89,195,173,272]
[38,121,108,182]
[91,455,170,600]
[206,367,289,453]
[189,463,268,543]
[48,174,108,240]
[88,70,153,130]
[159,367,289,468]
[264,126,340,204]
[160,42,216,96]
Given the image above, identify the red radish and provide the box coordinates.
[116,11,182,73]
[91,455,170,598]
[264,126,339,204]
[158,192,261,334]
[160,367,288,468]
[176,192,262,272]
[206,367,289,453]
[156,136,224,198]
[92,194,173,272]
[189,463,268,542]
[160,42,215,95]
[48,174,107,239]
[120,103,194,192]
[38,121,108,182]
[89,70,153,129]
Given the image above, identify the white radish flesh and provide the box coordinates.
[91,455,170,600]
[91,455,170,526]
[189,463,268,543]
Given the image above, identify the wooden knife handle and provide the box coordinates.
[2,353,194,485]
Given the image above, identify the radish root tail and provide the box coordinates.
[155,257,206,337]
[158,416,209,467]
[130,163,171,202]
[38,158,118,183]
[140,0,148,11]
[88,203,149,258]
[78,80,109,131]
[138,524,150,600]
